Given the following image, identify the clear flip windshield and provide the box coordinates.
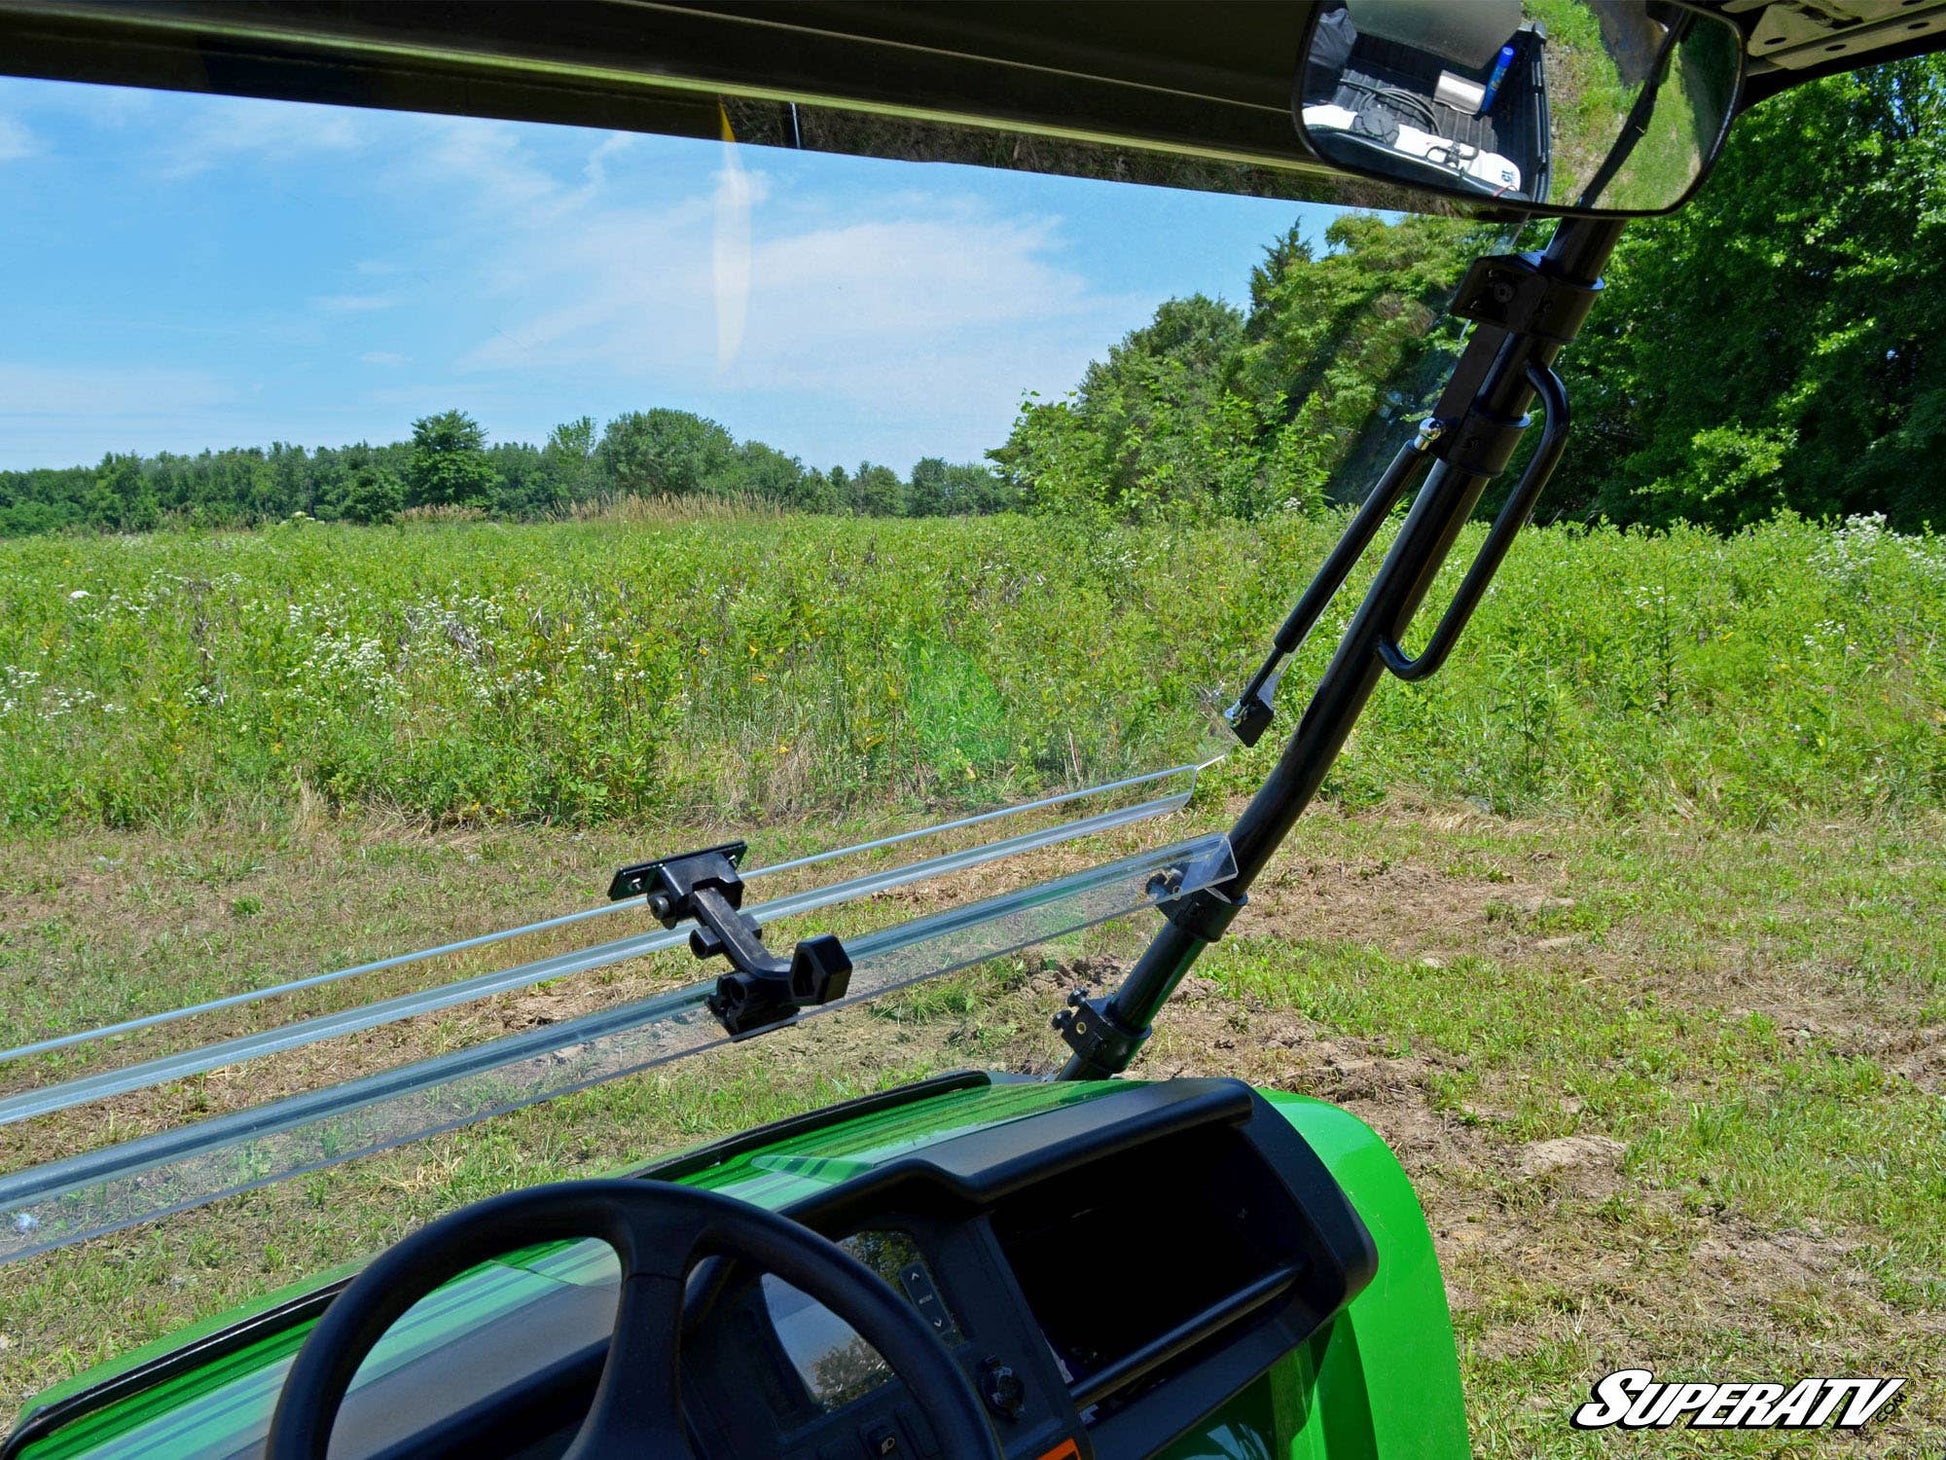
[0,70,1493,1398]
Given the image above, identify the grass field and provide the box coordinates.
[2,506,1941,832]
[2,507,1943,1452]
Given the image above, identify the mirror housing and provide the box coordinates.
[1295,0,1745,215]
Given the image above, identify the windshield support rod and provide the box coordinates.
[1224,419,1442,748]
[1058,216,1627,1081]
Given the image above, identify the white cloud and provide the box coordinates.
[0,362,230,420]
[0,363,239,465]
[0,89,1154,468]
[582,132,636,191]
[0,114,33,162]
[159,96,369,179]
[394,115,565,215]
[441,135,1133,447]
[715,149,753,372]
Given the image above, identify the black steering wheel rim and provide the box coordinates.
[265,1178,1002,1460]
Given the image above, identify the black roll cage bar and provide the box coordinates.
[1057,218,1624,1078]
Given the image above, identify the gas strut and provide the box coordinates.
[1056,215,1626,1081]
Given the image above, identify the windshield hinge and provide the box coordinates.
[609,843,852,1037]
[1051,988,1148,1072]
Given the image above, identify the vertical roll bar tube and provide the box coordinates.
[1058,216,1627,1081]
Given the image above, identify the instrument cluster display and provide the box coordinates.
[760,1228,959,1412]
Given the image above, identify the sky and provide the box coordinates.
[0,76,1347,475]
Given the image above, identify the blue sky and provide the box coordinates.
[0,77,1345,474]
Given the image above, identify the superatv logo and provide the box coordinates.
[1572,1370,1905,1430]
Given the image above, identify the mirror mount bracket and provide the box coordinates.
[1449,252,1603,344]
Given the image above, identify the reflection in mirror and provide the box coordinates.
[1297,0,1743,213]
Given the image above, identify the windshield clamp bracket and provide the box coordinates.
[1052,988,1149,1072]
[609,843,853,1037]
[1162,885,1247,943]
[1448,251,1602,345]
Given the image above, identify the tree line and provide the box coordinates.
[992,56,1945,533]
[0,408,1013,535]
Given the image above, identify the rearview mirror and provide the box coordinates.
[1295,0,1744,214]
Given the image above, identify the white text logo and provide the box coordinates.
[1571,1370,1905,1430]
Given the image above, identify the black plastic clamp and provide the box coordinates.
[1052,879,1246,1068]
[1162,885,1247,942]
[1051,988,1149,1072]
[1225,695,1277,749]
[1448,251,1603,344]
[609,842,852,1037]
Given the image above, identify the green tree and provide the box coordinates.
[87,453,160,531]
[991,294,1251,522]
[597,409,736,497]
[848,461,906,516]
[1234,212,1494,505]
[907,458,1012,515]
[339,461,405,524]
[1555,57,1946,530]
[406,410,499,509]
[733,441,815,508]
[544,416,600,505]
[992,216,1487,524]
[489,441,560,518]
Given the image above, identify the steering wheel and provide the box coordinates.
[266,1179,1003,1460]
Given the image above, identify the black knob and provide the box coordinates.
[978,1359,1026,1421]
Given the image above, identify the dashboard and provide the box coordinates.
[669,1079,1377,1460]
[2,1079,1379,1460]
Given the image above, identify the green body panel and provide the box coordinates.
[10,1078,1466,1460]
[1263,1091,1469,1460]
